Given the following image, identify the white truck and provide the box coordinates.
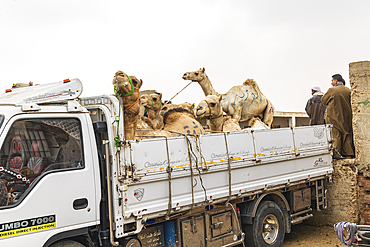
[0,79,333,247]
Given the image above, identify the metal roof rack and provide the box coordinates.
[0,78,83,105]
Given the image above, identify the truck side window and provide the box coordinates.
[0,118,84,207]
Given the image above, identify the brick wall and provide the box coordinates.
[359,172,370,224]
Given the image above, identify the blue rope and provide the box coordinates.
[334,222,358,246]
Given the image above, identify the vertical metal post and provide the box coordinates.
[186,137,195,208]
[223,133,232,202]
[104,140,119,246]
[165,137,172,220]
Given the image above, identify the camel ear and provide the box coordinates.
[159,93,162,101]
[202,67,205,72]
[191,103,195,111]
[219,95,222,102]
[137,79,143,89]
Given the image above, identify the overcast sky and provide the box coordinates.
[1,0,369,112]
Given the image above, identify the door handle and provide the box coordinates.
[73,198,88,210]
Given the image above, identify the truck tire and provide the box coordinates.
[244,200,285,247]
[124,238,142,247]
[50,240,85,247]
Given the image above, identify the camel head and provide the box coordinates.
[177,102,195,114]
[140,94,150,107]
[182,67,206,82]
[140,93,162,109]
[196,95,223,119]
[112,70,143,96]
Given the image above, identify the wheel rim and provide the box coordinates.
[261,213,279,244]
[126,238,141,247]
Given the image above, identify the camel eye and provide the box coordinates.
[210,103,216,107]
[195,72,198,76]
[162,107,167,111]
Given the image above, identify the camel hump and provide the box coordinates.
[163,108,195,125]
[243,78,263,92]
[243,78,257,86]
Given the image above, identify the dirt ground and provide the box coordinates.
[282,223,343,247]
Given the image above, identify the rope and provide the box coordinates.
[165,81,193,105]
[114,73,135,97]
[113,73,139,147]
[184,135,208,203]
[144,94,161,116]
[334,222,358,246]
[124,91,140,112]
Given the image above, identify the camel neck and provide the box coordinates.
[198,75,218,96]
[209,114,224,131]
[145,102,162,118]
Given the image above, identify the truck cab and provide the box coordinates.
[0,79,101,246]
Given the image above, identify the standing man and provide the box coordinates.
[305,86,326,125]
[322,74,355,159]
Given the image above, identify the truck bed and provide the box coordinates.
[117,125,332,222]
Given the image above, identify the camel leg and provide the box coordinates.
[262,100,275,128]
[230,104,242,123]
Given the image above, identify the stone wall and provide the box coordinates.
[350,61,370,225]
[350,61,370,170]
[308,159,358,225]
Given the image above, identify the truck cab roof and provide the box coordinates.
[0,78,83,105]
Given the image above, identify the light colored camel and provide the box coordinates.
[182,67,275,127]
[140,93,164,129]
[245,117,269,130]
[196,95,242,132]
[112,71,143,140]
[136,108,205,139]
[196,95,269,132]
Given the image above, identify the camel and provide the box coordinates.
[160,102,195,117]
[244,117,270,130]
[140,93,163,129]
[11,82,36,88]
[112,71,143,140]
[136,108,205,139]
[182,67,275,127]
[196,95,269,132]
[196,95,242,132]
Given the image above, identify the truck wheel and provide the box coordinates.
[124,238,141,247]
[244,201,285,247]
[50,240,85,247]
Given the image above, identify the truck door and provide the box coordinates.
[0,114,98,246]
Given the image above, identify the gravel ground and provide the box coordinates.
[282,223,343,247]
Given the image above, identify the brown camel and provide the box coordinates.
[182,67,275,127]
[136,108,205,139]
[112,71,143,140]
[140,93,163,129]
[160,102,195,117]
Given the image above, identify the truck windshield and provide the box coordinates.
[0,114,4,129]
